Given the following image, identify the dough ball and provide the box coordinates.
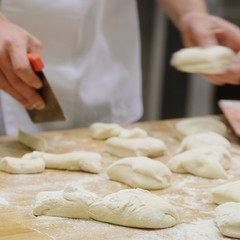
[168,146,231,179]
[107,157,172,190]
[105,137,167,158]
[170,46,235,74]
[33,185,100,219]
[118,128,148,139]
[177,131,231,153]
[23,151,102,173]
[0,157,45,174]
[176,117,227,137]
[215,202,240,238]
[89,188,179,229]
[212,180,240,205]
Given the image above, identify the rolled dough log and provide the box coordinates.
[89,188,179,229]
[212,180,240,205]
[23,151,102,173]
[107,157,172,190]
[0,157,45,174]
[105,137,167,158]
[215,202,240,238]
[170,46,235,74]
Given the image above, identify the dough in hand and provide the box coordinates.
[23,151,102,173]
[215,202,240,238]
[105,137,167,158]
[177,131,231,153]
[212,180,240,205]
[168,146,231,179]
[107,157,172,190]
[89,188,179,229]
[90,122,147,140]
[170,46,235,74]
[176,117,227,137]
[0,157,45,174]
[33,185,100,218]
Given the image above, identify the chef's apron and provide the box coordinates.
[0,0,143,135]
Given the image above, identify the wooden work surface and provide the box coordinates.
[0,116,240,240]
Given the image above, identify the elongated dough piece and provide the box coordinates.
[0,157,45,174]
[89,188,179,229]
[23,151,102,173]
[170,46,235,74]
[107,157,172,190]
[212,180,240,205]
[105,137,167,158]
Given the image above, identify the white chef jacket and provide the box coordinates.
[0,0,143,135]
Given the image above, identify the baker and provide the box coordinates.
[0,0,240,136]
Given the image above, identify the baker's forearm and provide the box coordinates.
[158,0,208,29]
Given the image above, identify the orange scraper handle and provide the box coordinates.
[27,53,45,72]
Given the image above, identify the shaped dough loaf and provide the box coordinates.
[177,131,231,153]
[215,202,240,238]
[33,185,100,218]
[105,137,167,158]
[107,157,172,190]
[176,117,227,137]
[212,180,240,205]
[0,157,45,174]
[23,151,102,173]
[170,46,235,74]
[89,188,179,229]
[90,122,147,140]
[168,146,231,179]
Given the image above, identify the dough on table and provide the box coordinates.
[215,202,240,238]
[23,151,102,173]
[33,185,100,218]
[177,131,231,153]
[212,180,240,205]
[90,122,147,140]
[89,188,179,229]
[105,137,167,158]
[0,157,45,174]
[176,117,227,137]
[170,46,235,74]
[107,157,172,190]
[168,146,231,179]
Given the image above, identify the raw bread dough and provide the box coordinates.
[168,146,231,179]
[105,137,167,158]
[107,157,172,190]
[0,157,45,174]
[215,202,240,238]
[89,188,179,229]
[177,131,231,153]
[90,122,147,140]
[176,117,227,137]
[212,180,240,205]
[170,46,235,74]
[23,151,102,173]
[33,185,100,218]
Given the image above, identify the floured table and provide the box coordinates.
[0,116,240,240]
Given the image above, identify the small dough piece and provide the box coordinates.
[33,185,100,218]
[212,180,240,205]
[105,137,167,158]
[176,117,227,137]
[89,188,179,229]
[107,157,172,190]
[118,128,147,139]
[170,46,235,74]
[0,157,45,174]
[168,146,231,179]
[177,131,231,153]
[23,151,102,173]
[215,202,240,238]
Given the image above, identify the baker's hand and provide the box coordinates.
[0,13,45,110]
[179,12,240,85]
